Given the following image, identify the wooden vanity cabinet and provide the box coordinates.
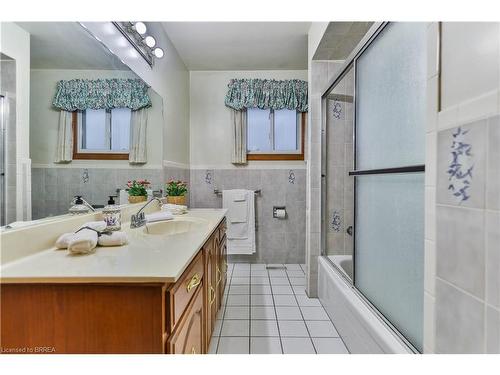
[0,217,227,354]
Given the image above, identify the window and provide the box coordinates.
[72,108,131,160]
[246,108,305,160]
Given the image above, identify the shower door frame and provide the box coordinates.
[320,21,425,354]
[0,94,6,226]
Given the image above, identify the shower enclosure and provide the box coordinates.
[321,22,426,352]
[0,54,17,226]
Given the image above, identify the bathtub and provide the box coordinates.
[318,256,414,354]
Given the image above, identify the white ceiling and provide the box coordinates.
[16,22,130,70]
[162,22,310,70]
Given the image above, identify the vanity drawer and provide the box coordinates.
[167,251,204,331]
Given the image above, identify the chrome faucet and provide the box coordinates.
[130,197,163,228]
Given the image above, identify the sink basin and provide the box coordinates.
[143,217,209,235]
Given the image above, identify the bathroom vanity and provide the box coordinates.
[0,208,227,354]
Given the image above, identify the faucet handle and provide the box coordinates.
[130,212,146,228]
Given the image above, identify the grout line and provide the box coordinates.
[267,263,284,354]
[286,266,317,354]
[248,265,252,354]
[215,264,232,354]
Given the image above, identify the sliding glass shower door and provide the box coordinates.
[322,22,426,352]
[353,22,426,352]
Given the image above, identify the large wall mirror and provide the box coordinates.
[2,22,165,225]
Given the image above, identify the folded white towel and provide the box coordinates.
[233,191,247,202]
[80,221,107,232]
[98,231,128,247]
[68,229,98,255]
[55,232,74,249]
[145,211,174,223]
[223,189,248,224]
[55,221,109,252]
[161,204,188,215]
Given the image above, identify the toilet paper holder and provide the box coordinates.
[273,206,287,219]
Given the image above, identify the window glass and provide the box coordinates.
[274,109,298,151]
[111,108,131,151]
[82,109,107,150]
[247,108,272,152]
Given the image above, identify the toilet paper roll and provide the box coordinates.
[275,209,286,219]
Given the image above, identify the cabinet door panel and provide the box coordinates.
[167,284,204,354]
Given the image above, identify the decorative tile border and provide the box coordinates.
[331,210,342,232]
[447,127,473,203]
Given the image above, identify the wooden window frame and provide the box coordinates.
[246,111,306,161]
[72,111,129,160]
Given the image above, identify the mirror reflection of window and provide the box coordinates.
[79,108,131,153]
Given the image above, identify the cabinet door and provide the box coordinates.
[219,238,227,305]
[167,284,204,354]
[204,239,215,350]
[210,236,219,324]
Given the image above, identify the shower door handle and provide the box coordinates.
[346,226,353,236]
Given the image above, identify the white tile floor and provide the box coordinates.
[208,263,349,354]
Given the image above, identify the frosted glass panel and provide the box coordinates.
[274,109,298,151]
[82,109,107,150]
[111,108,131,151]
[354,173,424,351]
[247,108,271,151]
[356,22,426,170]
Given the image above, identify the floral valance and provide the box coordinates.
[52,78,152,111]
[224,79,308,112]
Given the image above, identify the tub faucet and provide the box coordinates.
[130,197,163,228]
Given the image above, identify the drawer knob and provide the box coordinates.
[186,273,201,293]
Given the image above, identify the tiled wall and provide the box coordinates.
[306,60,344,297]
[325,79,354,257]
[31,167,165,219]
[434,115,500,353]
[425,22,500,354]
[189,168,306,264]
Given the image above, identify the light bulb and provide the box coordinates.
[144,35,156,48]
[153,47,164,58]
[134,22,147,35]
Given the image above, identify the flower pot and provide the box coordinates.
[167,195,186,205]
[128,195,147,204]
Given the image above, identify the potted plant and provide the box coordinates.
[127,179,150,203]
[165,180,188,205]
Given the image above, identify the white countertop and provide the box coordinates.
[0,209,226,284]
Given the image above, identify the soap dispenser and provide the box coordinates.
[103,196,121,231]
[69,196,91,215]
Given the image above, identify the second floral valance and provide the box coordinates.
[224,79,308,112]
[52,78,152,111]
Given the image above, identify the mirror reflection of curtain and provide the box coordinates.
[129,108,148,164]
[52,78,151,164]
[54,110,73,163]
